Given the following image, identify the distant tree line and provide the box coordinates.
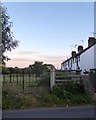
[2,61,54,77]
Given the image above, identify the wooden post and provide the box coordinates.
[22,69,24,93]
[50,67,55,90]
[9,68,12,84]
[16,73,18,83]
[3,74,5,83]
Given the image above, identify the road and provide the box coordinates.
[2,105,95,118]
[0,109,2,120]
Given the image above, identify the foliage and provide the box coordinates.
[0,3,19,64]
[2,77,92,109]
[52,84,64,98]
[52,81,85,98]
[2,92,25,109]
[64,80,85,94]
[2,62,50,75]
[2,66,10,74]
[70,94,92,105]
[29,61,43,76]
[52,81,91,105]
[29,61,49,76]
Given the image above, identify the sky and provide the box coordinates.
[3,2,94,68]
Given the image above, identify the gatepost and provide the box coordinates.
[50,67,55,90]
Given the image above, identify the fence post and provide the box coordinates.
[16,72,18,83]
[9,68,12,84]
[22,69,24,93]
[3,74,5,83]
[50,67,55,90]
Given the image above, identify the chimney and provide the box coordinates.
[88,37,96,47]
[71,51,76,58]
[78,45,83,53]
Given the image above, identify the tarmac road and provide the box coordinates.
[2,105,95,118]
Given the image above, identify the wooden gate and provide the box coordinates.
[50,68,82,90]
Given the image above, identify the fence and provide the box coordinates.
[50,68,96,100]
[2,73,50,93]
[50,68,82,90]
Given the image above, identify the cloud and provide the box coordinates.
[6,51,68,69]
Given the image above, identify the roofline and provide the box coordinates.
[62,42,96,64]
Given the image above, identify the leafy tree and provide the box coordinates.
[29,61,43,76]
[0,3,19,65]
[2,66,10,74]
[29,62,52,76]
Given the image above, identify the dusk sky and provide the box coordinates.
[3,2,94,68]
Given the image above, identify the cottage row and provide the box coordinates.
[61,37,96,74]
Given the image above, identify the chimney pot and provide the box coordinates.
[78,45,83,53]
[71,51,76,58]
[88,37,96,47]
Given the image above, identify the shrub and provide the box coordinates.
[70,94,92,105]
[52,81,85,98]
[52,84,64,98]
[51,81,91,105]
[2,93,25,109]
[64,80,85,94]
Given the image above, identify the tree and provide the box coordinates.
[29,61,50,76]
[0,3,19,65]
[29,61,43,76]
[2,66,10,74]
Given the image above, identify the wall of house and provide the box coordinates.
[78,58,80,70]
[94,44,96,68]
[61,58,77,70]
[80,45,94,74]
[61,64,64,70]
[61,62,68,70]
[71,58,76,70]
[61,44,96,72]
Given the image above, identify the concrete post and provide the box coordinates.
[50,67,55,90]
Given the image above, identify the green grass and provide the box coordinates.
[2,84,93,110]
[2,90,93,110]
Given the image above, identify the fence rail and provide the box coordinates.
[50,68,82,90]
[55,75,81,80]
